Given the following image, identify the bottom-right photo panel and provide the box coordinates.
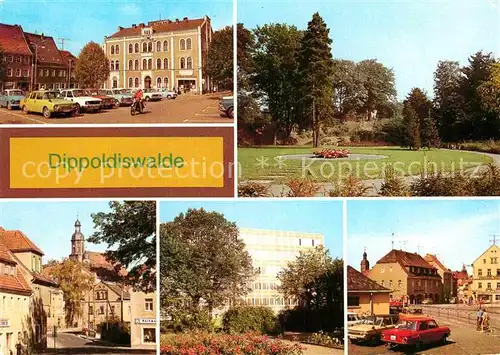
[347,199,500,355]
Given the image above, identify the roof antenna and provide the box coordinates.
[391,233,395,250]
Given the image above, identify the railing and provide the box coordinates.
[419,305,500,330]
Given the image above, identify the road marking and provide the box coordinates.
[0,111,48,124]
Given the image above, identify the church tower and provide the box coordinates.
[360,248,370,273]
[70,217,85,262]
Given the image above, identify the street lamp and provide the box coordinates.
[31,38,48,91]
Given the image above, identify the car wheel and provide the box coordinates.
[42,107,52,118]
[441,335,447,344]
[74,103,81,115]
[114,100,120,108]
[227,107,234,119]
[7,102,12,110]
[167,95,172,99]
[145,96,150,102]
[415,341,423,351]
[22,106,29,114]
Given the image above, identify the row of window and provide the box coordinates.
[379,279,441,289]
[2,55,31,64]
[1,295,28,315]
[252,282,280,291]
[110,38,193,55]
[478,268,500,276]
[111,57,194,71]
[244,297,298,306]
[5,68,29,78]
[477,281,500,290]
[31,255,42,273]
[87,298,154,315]
[39,69,67,78]
[0,262,16,277]
[481,257,498,264]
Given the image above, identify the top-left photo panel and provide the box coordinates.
[0,0,234,124]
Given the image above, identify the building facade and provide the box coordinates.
[238,228,324,313]
[0,23,77,91]
[103,16,213,93]
[424,254,455,303]
[472,243,500,303]
[130,291,157,349]
[348,266,391,316]
[365,249,443,304]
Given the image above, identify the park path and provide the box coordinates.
[253,150,500,197]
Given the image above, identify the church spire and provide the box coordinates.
[361,247,370,273]
[70,216,85,262]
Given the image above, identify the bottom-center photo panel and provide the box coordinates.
[158,200,344,355]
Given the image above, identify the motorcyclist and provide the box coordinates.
[133,89,144,111]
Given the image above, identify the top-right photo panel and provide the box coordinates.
[237,0,500,198]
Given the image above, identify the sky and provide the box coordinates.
[160,200,343,258]
[0,201,113,262]
[347,199,500,273]
[238,0,500,100]
[0,0,232,56]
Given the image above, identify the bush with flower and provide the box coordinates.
[313,149,349,159]
[160,332,304,355]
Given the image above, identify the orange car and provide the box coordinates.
[86,89,117,109]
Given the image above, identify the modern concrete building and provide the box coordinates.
[471,243,500,303]
[238,228,324,313]
[347,266,391,316]
[103,16,213,93]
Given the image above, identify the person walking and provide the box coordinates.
[476,307,484,330]
[481,309,490,332]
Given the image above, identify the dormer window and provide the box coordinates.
[142,28,152,36]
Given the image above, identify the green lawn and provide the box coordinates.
[238,146,493,182]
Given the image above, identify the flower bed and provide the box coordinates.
[313,149,349,159]
[161,332,304,355]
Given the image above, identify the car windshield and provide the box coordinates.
[98,90,108,95]
[119,89,130,94]
[361,317,385,326]
[395,320,418,330]
[348,315,358,322]
[73,90,87,97]
[9,90,24,96]
[42,92,62,100]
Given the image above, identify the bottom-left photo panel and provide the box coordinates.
[0,200,157,355]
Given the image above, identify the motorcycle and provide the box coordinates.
[130,98,145,116]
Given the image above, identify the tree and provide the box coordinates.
[74,41,110,88]
[299,13,335,147]
[332,59,366,121]
[206,26,233,90]
[252,23,303,144]
[88,201,156,292]
[160,208,254,318]
[433,60,463,142]
[420,115,440,149]
[357,59,397,120]
[401,88,436,149]
[478,62,500,114]
[47,259,95,326]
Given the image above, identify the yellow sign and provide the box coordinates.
[10,137,225,188]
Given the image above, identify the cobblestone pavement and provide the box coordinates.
[348,318,500,354]
[0,92,234,124]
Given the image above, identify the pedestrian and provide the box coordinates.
[476,307,484,330]
[15,343,21,355]
[481,308,490,332]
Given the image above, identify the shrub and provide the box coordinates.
[98,321,130,345]
[410,173,471,196]
[470,164,500,196]
[379,165,411,197]
[285,178,321,197]
[278,307,343,333]
[313,149,349,159]
[160,332,304,355]
[170,310,215,333]
[351,129,378,142]
[222,306,280,335]
[238,181,270,197]
[328,177,370,197]
[459,140,500,154]
[307,331,343,348]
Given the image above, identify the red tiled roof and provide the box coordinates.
[0,239,32,295]
[60,50,77,63]
[377,249,435,269]
[108,17,207,38]
[0,229,44,255]
[84,251,127,279]
[0,23,32,55]
[348,266,390,292]
[24,32,65,66]
[424,254,451,272]
[452,270,469,280]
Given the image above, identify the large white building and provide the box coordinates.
[239,228,324,313]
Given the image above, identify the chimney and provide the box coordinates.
[167,20,172,24]
[175,18,179,23]
[183,17,188,21]
[118,26,123,31]
[132,24,137,28]
[139,23,145,28]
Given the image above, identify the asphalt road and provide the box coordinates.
[348,319,500,355]
[44,333,155,354]
[0,92,234,124]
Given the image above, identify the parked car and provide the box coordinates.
[59,89,101,114]
[85,89,116,109]
[160,89,178,100]
[219,96,234,118]
[0,89,25,110]
[422,298,434,305]
[348,314,399,345]
[382,316,450,350]
[143,88,162,101]
[20,90,76,118]
[102,89,133,107]
[348,312,363,327]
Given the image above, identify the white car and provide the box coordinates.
[348,312,363,327]
[143,88,163,101]
[160,89,177,100]
[59,89,102,113]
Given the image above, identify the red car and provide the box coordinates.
[381,316,450,351]
[86,89,116,109]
